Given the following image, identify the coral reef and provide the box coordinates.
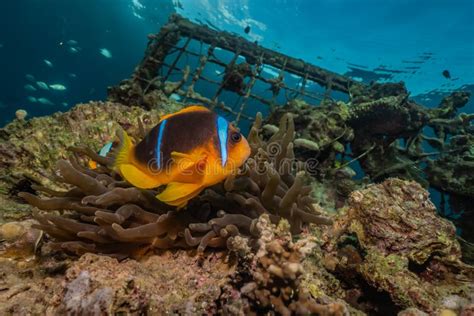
[265,83,473,251]
[323,178,474,314]
[0,13,472,315]
[18,112,331,257]
[0,101,178,196]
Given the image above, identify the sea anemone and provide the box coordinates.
[19,112,332,258]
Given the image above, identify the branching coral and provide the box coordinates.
[19,113,332,257]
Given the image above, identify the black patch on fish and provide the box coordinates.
[134,110,219,171]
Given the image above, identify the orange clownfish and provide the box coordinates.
[113,105,251,208]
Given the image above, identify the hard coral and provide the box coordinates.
[220,215,349,316]
[325,178,474,313]
[0,101,172,196]
[19,112,332,257]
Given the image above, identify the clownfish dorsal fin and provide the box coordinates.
[113,128,133,168]
[156,182,204,208]
[158,105,210,122]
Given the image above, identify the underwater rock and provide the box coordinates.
[57,251,231,314]
[325,178,474,314]
[0,219,42,259]
[0,249,232,314]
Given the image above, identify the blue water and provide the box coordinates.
[1,0,473,126]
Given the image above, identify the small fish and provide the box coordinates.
[89,141,114,169]
[442,70,451,79]
[244,25,251,34]
[61,102,69,107]
[37,97,54,105]
[0,43,3,48]
[69,47,79,54]
[170,93,181,101]
[24,84,37,92]
[36,81,49,90]
[27,96,37,103]
[43,59,53,67]
[99,48,112,58]
[25,74,35,82]
[69,73,77,78]
[67,40,78,46]
[113,106,251,208]
[49,83,67,91]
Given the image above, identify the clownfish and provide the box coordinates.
[88,141,114,169]
[113,105,251,208]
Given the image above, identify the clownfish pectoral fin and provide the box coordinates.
[170,151,208,182]
[156,182,204,208]
[119,164,162,189]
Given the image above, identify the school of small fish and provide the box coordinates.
[19,41,114,108]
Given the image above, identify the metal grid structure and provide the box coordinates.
[109,14,364,124]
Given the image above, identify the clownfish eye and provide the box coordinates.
[230,132,242,143]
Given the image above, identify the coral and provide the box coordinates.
[14,109,27,121]
[266,99,352,165]
[18,112,332,257]
[219,215,351,316]
[426,133,474,197]
[324,178,474,313]
[0,248,232,314]
[265,99,359,210]
[0,101,178,196]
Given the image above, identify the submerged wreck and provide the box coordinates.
[0,14,473,315]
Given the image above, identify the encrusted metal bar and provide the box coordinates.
[210,49,242,109]
[183,43,215,103]
[235,53,264,124]
[169,15,361,93]
[164,37,192,82]
[108,14,363,114]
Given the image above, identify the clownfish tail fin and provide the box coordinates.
[113,128,133,169]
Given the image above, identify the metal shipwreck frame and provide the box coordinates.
[108,14,363,124]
